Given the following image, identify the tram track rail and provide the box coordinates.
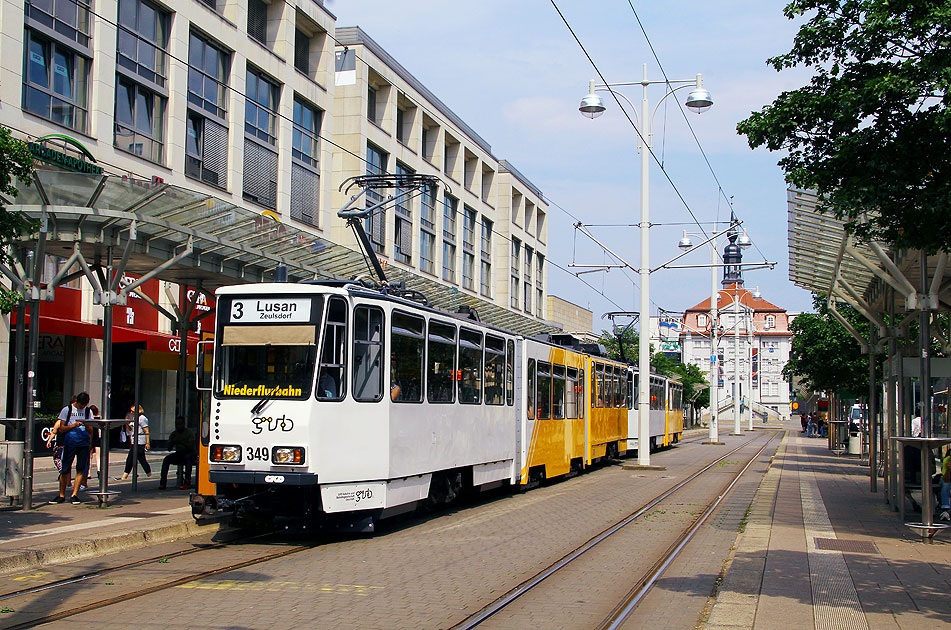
[0,534,316,630]
[453,430,780,629]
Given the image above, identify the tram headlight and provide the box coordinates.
[272,447,305,465]
[211,444,242,463]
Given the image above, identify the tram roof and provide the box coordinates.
[5,167,556,337]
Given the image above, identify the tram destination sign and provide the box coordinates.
[230,298,311,323]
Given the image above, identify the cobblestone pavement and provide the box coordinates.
[8,429,775,630]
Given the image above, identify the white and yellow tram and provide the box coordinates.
[191,281,684,528]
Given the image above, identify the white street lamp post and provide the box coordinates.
[709,244,719,443]
[733,287,742,435]
[747,303,754,431]
[580,64,712,467]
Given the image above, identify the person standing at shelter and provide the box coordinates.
[118,405,151,480]
[159,416,195,490]
[939,447,950,522]
[50,392,92,504]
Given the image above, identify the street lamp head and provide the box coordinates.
[685,73,713,114]
[737,229,752,249]
[579,92,605,119]
[678,230,693,250]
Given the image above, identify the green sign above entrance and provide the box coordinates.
[28,134,103,175]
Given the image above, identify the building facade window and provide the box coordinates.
[480,217,493,297]
[243,66,279,209]
[290,96,321,227]
[442,194,457,283]
[536,253,545,318]
[115,77,165,162]
[462,206,476,291]
[367,84,378,123]
[117,0,169,87]
[765,314,776,329]
[420,184,436,275]
[523,246,533,314]
[248,0,267,44]
[245,67,278,145]
[185,111,227,187]
[511,238,520,309]
[294,28,310,74]
[292,96,321,167]
[23,29,89,132]
[26,0,91,47]
[366,143,388,250]
[697,314,708,329]
[187,32,229,118]
[394,162,413,265]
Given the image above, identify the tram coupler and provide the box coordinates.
[190,493,228,521]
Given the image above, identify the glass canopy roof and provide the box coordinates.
[4,168,555,337]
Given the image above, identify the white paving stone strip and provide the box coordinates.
[0,506,192,543]
[798,439,869,630]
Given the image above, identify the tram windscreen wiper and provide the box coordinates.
[251,398,270,415]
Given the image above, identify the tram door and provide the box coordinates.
[196,332,215,498]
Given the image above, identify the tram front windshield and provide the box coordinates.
[215,325,317,400]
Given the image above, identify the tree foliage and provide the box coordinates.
[737,0,951,252]
[783,293,876,395]
[0,126,35,312]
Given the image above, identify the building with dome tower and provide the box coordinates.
[678,229,793,420]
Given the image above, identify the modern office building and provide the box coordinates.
[330,27,549,322]
[0,0,552,440]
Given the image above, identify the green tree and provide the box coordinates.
[737,0,951,252]
[0,126,35,312]
[783,294,873,395]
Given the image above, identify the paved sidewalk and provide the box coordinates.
[0,463,225,577]
[706,418,951,630]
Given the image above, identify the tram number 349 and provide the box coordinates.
[246,447,269,461]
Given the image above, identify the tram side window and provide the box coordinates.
[316,296,347,401]
[577,370,584,418]
[626,371,634,409]
[650,378,664,411]
[672,385,682,411]
[605,365,615,408]
[459,328,483,404]
[594,363,604,407]
[537,361,551,419]
[552,364,566,419]
[391,311,424,403]
[505,339,515,406]
[566,367,578,419]
[353,305,384,402]
[633,374,639,409]
[527,358,536,419]
[484,334,505,406]
[427,320,456,403]
[614,365,624,408]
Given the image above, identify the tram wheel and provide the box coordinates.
[427,470,463,507]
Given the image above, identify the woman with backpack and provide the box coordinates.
[48,392,93,504]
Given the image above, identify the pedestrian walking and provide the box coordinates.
[118,405,151,480]
[49,392,92,504]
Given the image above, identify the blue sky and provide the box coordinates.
[326,0,816,330]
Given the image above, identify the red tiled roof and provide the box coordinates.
[685,284,786,313]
